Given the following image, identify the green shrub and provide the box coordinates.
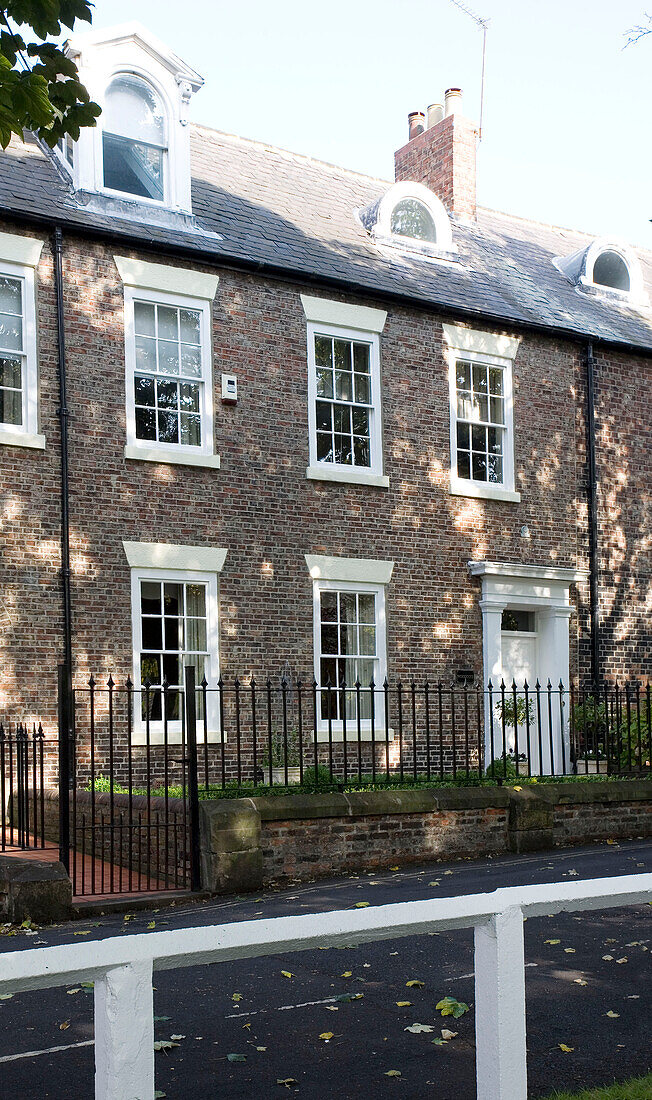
[85,774,128,794]
[301,764,338,791]
[617,710,651,771]
[485,753,519,780]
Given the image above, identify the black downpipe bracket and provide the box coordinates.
[585,341,600,690]
[53,227,73,868]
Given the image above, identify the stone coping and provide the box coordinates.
[43,789,186,814]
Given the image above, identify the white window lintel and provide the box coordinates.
[300,294,387,334]
[305,554,394,586]
[443,323,520,361]
[0,232,44,268]
[123,541,227,572]
[115,256,219,300]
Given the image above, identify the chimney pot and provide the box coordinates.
[408,111,426,140]
[426,102,444,128]
[444,87,463,116]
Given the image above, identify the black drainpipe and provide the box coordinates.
[53,227,72,866]
[585,341,600,690]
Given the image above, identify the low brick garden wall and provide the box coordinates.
[199,779,652,893]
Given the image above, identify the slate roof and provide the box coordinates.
[1,126,652,353]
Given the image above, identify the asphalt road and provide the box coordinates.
[0,839,650,1100]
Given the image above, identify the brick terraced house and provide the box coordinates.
[0,23,649,781]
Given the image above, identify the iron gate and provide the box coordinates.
[1,723,55,853]
[59,666,200,898]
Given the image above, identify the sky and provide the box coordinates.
[87,0,652,249]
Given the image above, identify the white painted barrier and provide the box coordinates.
[0,873,650,1100]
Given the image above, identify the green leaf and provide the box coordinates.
[227,1053,247,1063]
[435,996,469,1019]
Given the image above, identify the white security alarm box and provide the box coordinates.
[221,373,237,403]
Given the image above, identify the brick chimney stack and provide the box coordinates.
[394,88,477,221]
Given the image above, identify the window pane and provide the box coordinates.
[353,436,370,467]
[102,132,163,202]
[104,74,165,146]
[180,413,201,446]
[457,450,471,479]
[321,624,338,654]
[488,454,503,483]
[358,594,375,623]
[340,624,357,654]
[316,368,333,399]
[456,361,471,389]
[354,373,370,403]
[334,433,351,464]
[134,301,155,337]
[179,309,201,344]
[474,394,488,421]
[320,591,338,622]
[487,427,503,455]
[180,344,202,377]
[472,452,487,480]
[472,424,486,451]
[164,616,182,650]
[0,311,22,352]
[457,392,472,419]
[353,344,369,374]
[141,617,162,650]
[157,380,177,408]
[473,364,488,393]
[0,277,21,316]
[186,583,206,617]
[320,658,338,689]
[316,401,331,432]
[135,374,155,405]
[186,618,206,652]
[135,335,157,372]
[456,422,469,450]
[157,340,179,375]
[489,368,503,396]
[135,407,156,440]
[0,387,21,425]
[490,396,504,424]
[334,340,351,372]
[339,593,357,623]
[158,410,178,443]
[157,307,178,342]
[359,624,376,655]
[179,383,200,412]
[163,654,181,687]
[0,356,21,389]
[314,335,332,368]
[140,653,161,686]
[316,432,332,461]
[351,407,369,436]
[356,658,375,690]
[334,371,352,401]
[141,581,160,614]
[390,198,437,242]
[333,403,351,434]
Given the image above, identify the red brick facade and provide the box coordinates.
[395,111,477,220]
[0,218,648,744]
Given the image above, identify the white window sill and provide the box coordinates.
[306,464,389,488]
[125,445,221,470]
[314,727,395,743]
[131,729,222,747]
[450,476,520,504]
[0,431,46,450]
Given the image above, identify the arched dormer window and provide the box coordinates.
[102,74,167,202]
[555,237,646,305]
[590,249,630,293]
[359,181,455,257]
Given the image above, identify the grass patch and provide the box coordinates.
[541,1073,652,1100]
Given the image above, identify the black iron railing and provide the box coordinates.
[0,723,54,852]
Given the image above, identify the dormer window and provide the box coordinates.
[554,237,646,306]
[359,181,456,257]
[390,198,437,244]
[591,250,630,293]
[102,75,167,202]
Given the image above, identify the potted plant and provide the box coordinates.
[260,729,301,784]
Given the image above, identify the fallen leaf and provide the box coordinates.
[256,1045,267,1050]
[0,994,13,1001]
[324,1006,339,1011]
[66,988,81,995]
[389,867,400,872]
[559,1044,574,1053]
[616,957,628,964]
[573,979,588,986]
[443,870,454,876]
[154,1040,179,1052]
[147,921,156,930]
[432,1038,447,1046]
[277,1079,298,1088]
[545,939,561,945]
[436,996,469,1019]
[396,1001,412,1007]
[404,1023,434,1034]
[154,1092,167,1098]
[602,955,614,961]
[606,1011,620,1018]
[513,785,522,791]
[406,980,425,988]
[441,1029,458,1040]
[73,931,90,936]
[232,993,242,1001]
[59,1021,70,1031]
[385,1070,401,1077]
[154,1015,171,1022]
[170,1034,185,1041]
[428,881,440,887]
[227,1053,247,1063]
[319,1032,334,1041]
[280,971,293,979]
[564,948,576,954]
[354,902,370,908]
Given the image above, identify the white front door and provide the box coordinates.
[497,610,539,765]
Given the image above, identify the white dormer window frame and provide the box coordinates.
[580,238,646,304]
[65,23,203,214]
[371,182,456,257]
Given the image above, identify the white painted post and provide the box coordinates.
[474,905,527,1100]
[94,959,155,1100]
